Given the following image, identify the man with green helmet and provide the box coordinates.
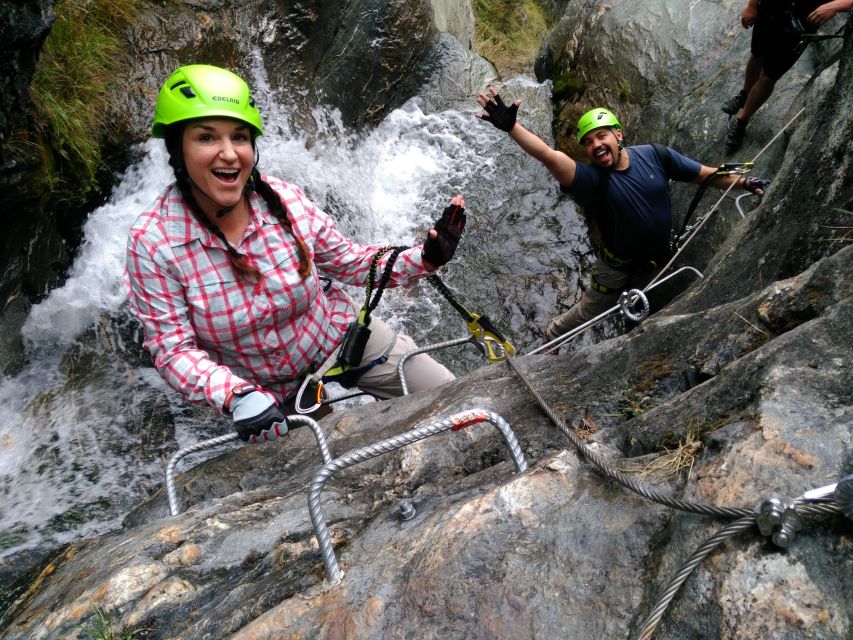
[476,88,768,342]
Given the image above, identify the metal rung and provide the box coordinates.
[308,410,528,584]
[165,415,332,516]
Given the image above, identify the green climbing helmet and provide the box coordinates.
[576,107,621,143]
[151,64,263,138]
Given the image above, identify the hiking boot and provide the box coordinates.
[725,118,748,153]
[722,89,747,115]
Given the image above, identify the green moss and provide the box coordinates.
[27,0,147,202]
[552,69,583,102]
[472,0,552,74]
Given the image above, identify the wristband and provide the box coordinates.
[224,383,257,413]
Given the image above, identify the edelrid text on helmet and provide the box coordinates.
[151,64,263,138]
[576,108,622,143]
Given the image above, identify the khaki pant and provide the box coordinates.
[544,260,632,340]
[352,317,456,398]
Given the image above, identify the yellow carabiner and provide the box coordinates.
[715,162,754,176]
[466,313,516,363]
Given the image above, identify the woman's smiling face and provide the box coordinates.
[182,117,254,215]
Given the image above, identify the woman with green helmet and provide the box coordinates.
[475,87,768,344]
[125,64,464,443]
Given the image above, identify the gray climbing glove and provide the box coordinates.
[231,390,288,443]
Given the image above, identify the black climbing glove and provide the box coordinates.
[480,94,518,132]
[422,203,466,268]
[743,176,770,196]
[231,390,288,443]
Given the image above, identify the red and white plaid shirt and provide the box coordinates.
[125,176,432,412]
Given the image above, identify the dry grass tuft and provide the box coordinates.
[621,428,703,482]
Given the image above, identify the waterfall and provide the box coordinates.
[0,63,586,559]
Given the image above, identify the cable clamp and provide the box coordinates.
[754,494,802,548]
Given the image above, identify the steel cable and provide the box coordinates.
[637,515,757,640]
[504,354,751,518]
[637,501,840,640]
[505,353,844,639]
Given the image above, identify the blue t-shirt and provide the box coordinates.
[565,144,701,259]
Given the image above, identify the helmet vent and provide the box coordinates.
[179,86,196,98]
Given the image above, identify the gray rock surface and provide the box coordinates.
[2,244,849,639]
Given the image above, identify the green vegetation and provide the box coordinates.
[552,68,584,102]
[472,0,551,74]
[27,0,145,200]
[82,603,147,640]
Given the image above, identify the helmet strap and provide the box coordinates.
[615,128,624,165]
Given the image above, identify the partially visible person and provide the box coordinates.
[125,64,463,444]
[723,0,853,152]
[476,90,768,341]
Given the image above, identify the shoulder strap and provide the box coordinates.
[650,143,672,178]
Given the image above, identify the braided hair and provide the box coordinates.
[163,124,312,280]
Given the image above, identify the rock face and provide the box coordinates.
[1,2,851,640]
[0,0,57,374]
[0,0,53,142]
[1,246,850,639]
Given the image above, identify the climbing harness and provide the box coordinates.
[794,19,847,56]
[307,409,527,584]
[294,253,516,411]
[294,246,405,414]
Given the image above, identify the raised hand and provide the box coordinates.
[476,87,520,132]
[422,194,466,269]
